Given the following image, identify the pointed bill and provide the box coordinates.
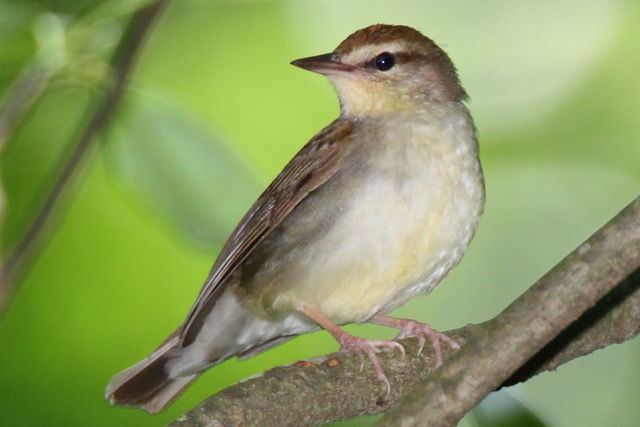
[291,52,356,75]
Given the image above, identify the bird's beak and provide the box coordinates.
[291,53,356,76]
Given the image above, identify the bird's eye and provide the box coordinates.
[375,52,395,71]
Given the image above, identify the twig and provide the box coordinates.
[0,0,170,311]
[169,195,640,426]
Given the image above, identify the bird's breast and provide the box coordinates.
[238,106,484,324]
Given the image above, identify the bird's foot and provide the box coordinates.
[394,319,459,367]
[368,315,459,368]
[335,329,405,394]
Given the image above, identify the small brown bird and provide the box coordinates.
[106,24,484,413]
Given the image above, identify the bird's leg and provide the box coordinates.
[300,304,404,394]
[367,314,459,367]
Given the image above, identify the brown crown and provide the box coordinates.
[336,24,467,102]
[336,24,438,56]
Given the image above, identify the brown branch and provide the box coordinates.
[169,195,640,426]
[0,0,170,311]
[502,265,640,387]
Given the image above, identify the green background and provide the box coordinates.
[1,0,639,426]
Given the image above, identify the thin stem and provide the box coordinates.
[0,0,170,311]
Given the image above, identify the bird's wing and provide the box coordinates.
[180,119,354,345]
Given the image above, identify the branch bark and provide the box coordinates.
[170,195,640,426]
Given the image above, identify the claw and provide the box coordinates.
[369,315,460,368]
[395,320,459,367]
[300,305,406,394]
[335,330,404,394]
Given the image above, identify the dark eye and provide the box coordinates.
[375,52,395,71]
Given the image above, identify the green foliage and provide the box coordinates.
[474,392,548,427]
[0,1,638,426]
[108,92,259,248]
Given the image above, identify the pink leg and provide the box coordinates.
[300,305,404,394]
[368,314,459,367]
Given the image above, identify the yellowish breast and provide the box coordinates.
[243,104,484,324]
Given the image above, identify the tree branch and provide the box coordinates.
[170,195,640,426]
[0,0,170,311]
[379,194,640,426]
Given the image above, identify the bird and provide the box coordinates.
[106,23,485,413]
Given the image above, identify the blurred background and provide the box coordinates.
[1,0,639,426]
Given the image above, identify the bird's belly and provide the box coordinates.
[315,187,475,321]
[245,166,482,324]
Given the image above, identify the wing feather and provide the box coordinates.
[180,120,354,345]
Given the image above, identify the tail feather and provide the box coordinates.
[106,292,304,413]
[137,374,198,414]
[105,333,198,414]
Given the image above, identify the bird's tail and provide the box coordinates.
[105,331,198,414]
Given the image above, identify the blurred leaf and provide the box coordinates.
[32,12,67,71]
[0,13,67,150]
[0,166,4,250]
[107,91,260,248]
[0,1,38,89]
[473,390,549,427]
[28,0,138,17]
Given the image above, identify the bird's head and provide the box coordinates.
[292,24,467,118]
